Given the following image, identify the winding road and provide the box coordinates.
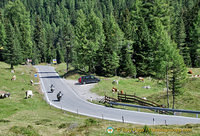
[35,65,200,125]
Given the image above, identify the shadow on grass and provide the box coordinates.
[61,69,87,78]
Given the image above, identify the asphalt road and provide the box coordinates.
[35,65,200,125]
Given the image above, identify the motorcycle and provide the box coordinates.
[57,91,63,101]
[50,84,55,93]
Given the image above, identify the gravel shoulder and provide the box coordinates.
[64,79,104,102]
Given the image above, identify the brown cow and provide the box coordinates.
[138,77,144,82]
[112,87,118,93]
[188,70,193,74]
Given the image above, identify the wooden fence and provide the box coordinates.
[117,93,163,108]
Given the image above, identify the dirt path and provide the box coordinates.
[64,79,104,102]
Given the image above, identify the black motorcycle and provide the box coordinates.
[57,91,63,101]
[50,84,55,93]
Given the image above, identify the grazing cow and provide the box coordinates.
[143,85,151,89]
[26,90,33,99]
[11,75,16,81]
[142,97,147,100]
[0,91,10,99]
[112,87,118,93]
[188,70,193,74]
[30,80,34,85]
[120,90,124,94]
[112,80,119,85]
[138,77,144,82]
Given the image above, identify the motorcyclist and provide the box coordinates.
[50,84,55,93]
[57,91,63,101]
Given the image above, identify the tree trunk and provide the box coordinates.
[172,71,175,109]
[166,65,169,108]
[66,47,69,72]
[11,64,14,69]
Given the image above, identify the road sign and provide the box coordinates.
[34,74,37,77]
[53,59,57,64]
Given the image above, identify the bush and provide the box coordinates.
[84,118,98,127]
[10,125,40,136]
[35,119,51,125]
[0,119,10,123]
[143,125,151,134]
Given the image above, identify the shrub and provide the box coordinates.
[10,125,40,136]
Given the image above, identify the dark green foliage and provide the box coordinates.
[143,125,151,134]
[118,42,136,77]
[4,0,32,61]
[74,10,104,73]
[169,48,187,109]
[3,20,23,69]
[98,15,124,76]
[33,16,46,63]
[35,119,51,125]
[0,0,197,87]
[190,10,200,67]
[0,14,6,61]
[84,118,98,127]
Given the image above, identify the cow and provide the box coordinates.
[30,80,34,85]
[112,87,118,93]
[188,70,193,74]
[11,75,16,81]
[26,90,33,99]
[143,85,151,89]
[142,97,147,100]
[138,77,144,82]
[11,70,15,73]
[112,80,119,85]
[0,91,10,99]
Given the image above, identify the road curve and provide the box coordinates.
[35,65,200,125]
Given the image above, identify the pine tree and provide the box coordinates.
[3,20,22,69]
[0,11,6,61]
[45,23,55,63]
[118,41,136,77]
[74,10,104,73]
[74,10,89,71]
[4,0,32,61]
[176,18,191,66]
[86,10,105,72]
[99,15,124,76]
[63,21,74,72]
[169,49,187,109]
[190,10,200,67]
[33,16,46,63]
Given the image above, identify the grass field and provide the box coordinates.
[1,62,200,136]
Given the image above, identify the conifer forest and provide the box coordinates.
[0,0,199,85]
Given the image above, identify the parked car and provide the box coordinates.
[78,75,100,84]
